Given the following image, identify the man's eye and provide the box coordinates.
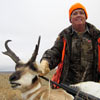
[72,12,77,15]
[80,11,84,15]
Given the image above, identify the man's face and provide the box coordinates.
[70,9,86,26]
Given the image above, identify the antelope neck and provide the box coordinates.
[22,82,41,99]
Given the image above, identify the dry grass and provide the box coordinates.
[0,69,55,100]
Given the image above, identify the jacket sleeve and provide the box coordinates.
[41,33,64,70]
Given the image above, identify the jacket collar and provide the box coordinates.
[70,23,91,36]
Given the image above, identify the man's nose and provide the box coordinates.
[77,13,82,16]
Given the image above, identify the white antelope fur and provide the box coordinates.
[71,81,100,98]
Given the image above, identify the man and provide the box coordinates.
[39,3,100,87]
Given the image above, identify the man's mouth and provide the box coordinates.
[76,18,82,22]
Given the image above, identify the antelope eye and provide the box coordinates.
[30,64,37,71]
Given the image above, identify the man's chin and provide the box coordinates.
[76,23,85,27]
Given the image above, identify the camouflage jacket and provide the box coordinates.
[41,22,100,85]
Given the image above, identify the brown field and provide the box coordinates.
[0,70,55,100]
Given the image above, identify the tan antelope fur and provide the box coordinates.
[2,37,74,100]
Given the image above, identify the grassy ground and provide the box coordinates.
[0,70,55,100]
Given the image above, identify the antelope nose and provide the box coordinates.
[9,74,17,81]
[9,71,21,81]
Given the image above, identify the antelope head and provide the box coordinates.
[2,37,41,91]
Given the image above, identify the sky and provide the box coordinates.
[0,0,100,71]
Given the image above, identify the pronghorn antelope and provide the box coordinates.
[2,37,74,100]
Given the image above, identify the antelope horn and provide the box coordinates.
[27,36,41,64]
[2,40,20,64]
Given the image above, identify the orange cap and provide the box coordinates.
[69,3,88,21]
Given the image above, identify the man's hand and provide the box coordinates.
[38,60,50,76]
